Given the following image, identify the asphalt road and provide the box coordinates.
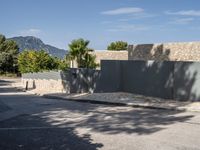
[1,79,200,150]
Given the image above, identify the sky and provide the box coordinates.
[1,0,200,50]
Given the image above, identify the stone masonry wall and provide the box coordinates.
[71,50,128,68]
[21,78,67,94]
[91,51,128,64]
[128,42,200,61]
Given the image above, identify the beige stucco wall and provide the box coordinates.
[128,42,200,61]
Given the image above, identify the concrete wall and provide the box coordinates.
[22,60,200,101]
[121,61,174,99]
[94,60,122,92]
[174,62,200,101]
[100,60,200,101]
[61,69,101,93]
[128,42,200,61]
[60,67,120,93]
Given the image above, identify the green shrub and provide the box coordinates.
[107,41,128,51]
[18,50,69,73]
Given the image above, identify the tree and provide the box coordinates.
[68,38,98,68]
[18,50,68,73]
[83,53,99,69]
[54,57,69,71]
[107,41,128,51]
[0,34,19,74]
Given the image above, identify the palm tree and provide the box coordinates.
[68,38,89,68]
[68,38,97,68]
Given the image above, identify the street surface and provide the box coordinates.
[0,79,200,150]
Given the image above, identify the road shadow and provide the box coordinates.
[0,93,194,136]
[0,79,195,137]
[0,79,21,94]
[0,79,14,86]
[36,103,193,135]
[0,114,103,150]
[0,100,10,113]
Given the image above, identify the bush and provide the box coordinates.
[107,41,128,51]
[18,50,68,73]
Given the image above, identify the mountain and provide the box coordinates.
[9,36,67,59]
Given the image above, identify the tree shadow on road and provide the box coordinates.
[38,103,194,135]
[0,114,103,150]
[0,86,195,136]
[0,80,104,150]
[0,79,196,137]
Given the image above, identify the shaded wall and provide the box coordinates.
[100,60,200,101]
[60,66,122,93]
[22,60,200,101]
[61,69,101,93]
[94,61,122,92]
[121,61,174,99]
[174,62,200,101]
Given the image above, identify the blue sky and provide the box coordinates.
[1,0,200,50]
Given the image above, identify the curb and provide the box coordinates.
[43,95,181,111]
[13,86,42,96]
[11,85,186,111]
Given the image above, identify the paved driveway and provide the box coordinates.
[0,79,200,150]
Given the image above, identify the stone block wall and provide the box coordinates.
[91,50,128,64]
[21,78,66,94]
[21,71,68,94]
[70,50,128,68]
[21,69,101,94]
[71,41,200,68]
[128,42,200,61]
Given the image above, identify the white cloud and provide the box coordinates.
[101,7,144,15]
[19,28,42,36]
[169,18,194,24]
[107,24,149,32]
[118,13,157,22]
[165,10,200,17]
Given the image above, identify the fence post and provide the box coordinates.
[25,81,28,90]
